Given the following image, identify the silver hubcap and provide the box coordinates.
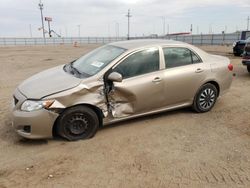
[199,88,216,109]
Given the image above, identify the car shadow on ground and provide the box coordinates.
[18,138,48,145]
[1,107,194,145]
[100,107,193,131]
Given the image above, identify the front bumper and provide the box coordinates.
[12,89,59,139]
[12,109,58,139]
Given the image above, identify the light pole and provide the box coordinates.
[38,0,45,40]
[162,16,166,36]
[247,16,250,31]
[126,9,132,40]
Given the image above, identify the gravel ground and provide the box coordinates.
[0,44,250,188]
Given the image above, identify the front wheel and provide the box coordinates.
[193,83,218,113]
[247,65,250,73]
[56,106,99,141]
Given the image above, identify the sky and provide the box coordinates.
[0,0,249,38]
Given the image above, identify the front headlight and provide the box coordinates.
[233,42,237,47]
[21,100,54,112]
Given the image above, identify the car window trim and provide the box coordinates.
[161,46,203,69]
[190,50,203,64]
[110,46,161,80]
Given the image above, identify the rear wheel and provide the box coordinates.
[56,106,99,141]
[247,65,250,73]
[193,83,218,113]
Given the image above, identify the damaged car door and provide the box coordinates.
[106,47,165,118]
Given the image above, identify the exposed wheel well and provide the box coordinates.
[52,104,104,137]
[205,81,220,96]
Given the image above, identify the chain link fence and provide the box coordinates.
[0,33,241,46]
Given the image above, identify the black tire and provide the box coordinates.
[56,106,99,141]
[247,65,250,73]
[192,83,218,113]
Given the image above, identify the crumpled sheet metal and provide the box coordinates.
[48,81,108,117]
[48,80,136,119]
[108,86,135,118]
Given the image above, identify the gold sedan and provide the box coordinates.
[12,40,233,141]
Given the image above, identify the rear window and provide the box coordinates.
[163,47,202,69]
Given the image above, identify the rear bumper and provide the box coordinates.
[233,46,244,55]
[242,59,250,66]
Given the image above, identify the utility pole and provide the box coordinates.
[247,16,250,31]
[126,9,132,40]
[77,25,81,37]
[162,16,166,36]
[65,26,68,37]
[38,0,45,40]
[108,23,111,37]
[209,24,213,34]
[115,22,119,38]
[29,24,32,37]
[190,24,193,34]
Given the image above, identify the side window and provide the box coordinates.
[191,51,202,63]
[113,48,159,79]
[163,48,201,69]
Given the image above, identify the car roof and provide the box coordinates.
[111,39,186,50]
[110,39,209,59]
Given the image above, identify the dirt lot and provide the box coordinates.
[0,44,250,188]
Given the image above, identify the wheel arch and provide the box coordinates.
[204,80,220,96]
[192,80,220,113]
[52,103,104,137]
[194,80,220,102]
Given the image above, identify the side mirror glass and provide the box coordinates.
[107,72,123,82]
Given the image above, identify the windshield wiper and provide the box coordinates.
[70,62,81,74]
[64,61,91,78]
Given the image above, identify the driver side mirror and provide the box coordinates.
[107,72,123,82]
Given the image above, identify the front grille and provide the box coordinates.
[13,96,19,105]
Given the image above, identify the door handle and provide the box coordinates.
[195,68,204,73]
[152,77,162,83]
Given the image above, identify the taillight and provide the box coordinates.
[228,63,233,71]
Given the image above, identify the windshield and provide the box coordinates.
[72,45,126,76]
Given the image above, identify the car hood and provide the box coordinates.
[18,65,82,99]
